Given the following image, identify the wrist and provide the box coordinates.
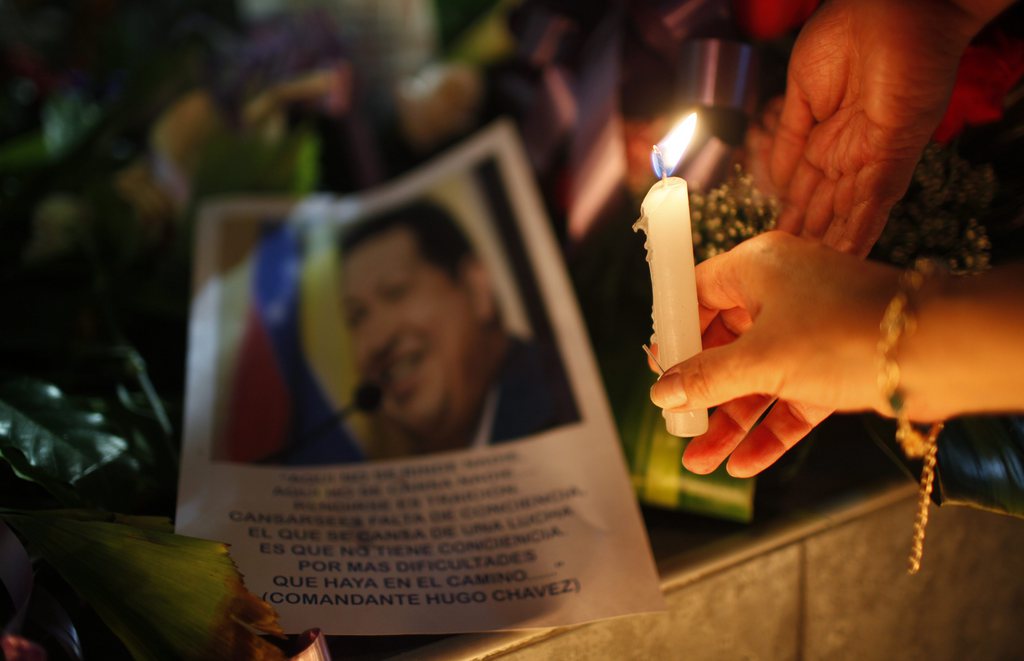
[903,264,1024,418]
[943,0,1014,42]
[884,262,952,421]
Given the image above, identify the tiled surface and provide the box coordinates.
[496,545,800,661]
[803,499,1024,661]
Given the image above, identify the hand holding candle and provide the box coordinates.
[633,113,709,437]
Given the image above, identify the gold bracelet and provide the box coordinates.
[877,258,944,575]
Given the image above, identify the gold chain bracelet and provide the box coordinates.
[877,258,945,575]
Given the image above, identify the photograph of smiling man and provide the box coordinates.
[334,200,578,460]
[209,164,579,465]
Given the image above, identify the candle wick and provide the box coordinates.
[652,145,668,181]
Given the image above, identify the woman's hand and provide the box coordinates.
[651,232,899,477]
[769,0,977,255]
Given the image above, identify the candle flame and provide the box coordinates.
[651,112,698,178]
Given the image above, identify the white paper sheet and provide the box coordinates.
[175,121,664,635]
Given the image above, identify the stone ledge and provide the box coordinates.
[389,481,1024,660]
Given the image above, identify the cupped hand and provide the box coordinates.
[770,0,973,256]
[650,232,901,477]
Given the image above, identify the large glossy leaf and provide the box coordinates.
[934,416,1024,518]
[2,510,285,661]
[0,377,163,510]
[864,414,1024,519]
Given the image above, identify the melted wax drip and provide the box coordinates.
[631,206,658,346]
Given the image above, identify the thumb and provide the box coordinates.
[650,338,776,411]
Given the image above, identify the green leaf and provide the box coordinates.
[0,377,163,510]
[191,126,321,201]
[0,131,49,173]
[2,510,285,661]
[34,508,176,532]
[934,416,1024,518]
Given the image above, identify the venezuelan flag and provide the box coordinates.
[219,219,366,464]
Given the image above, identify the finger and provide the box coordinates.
[653,307,747,375]
[720,306,753,336]
[760,96,784,134]
[833,168,855,219]
[699,304,719,333]
[650,336,776,411]
[800,176,837,240]
[681,395,775,474]
[700,307,752,356]
[820,173,858,252]
[824,160,909,256]
[701,313,744,350]
[779,158,824,235]
[702,315,735,350]
[770,83,814,194]
[821,215,875,256]
[725,401,833,477]
[693,248,764,313]
[746,123,773,154]
[647,354,661,375]
[776,204,804,236]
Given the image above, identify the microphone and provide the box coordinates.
[297,383,382,444]
[349,382,383,415]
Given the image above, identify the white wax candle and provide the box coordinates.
[634,176,709,437]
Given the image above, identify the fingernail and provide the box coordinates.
[650,371,688,409]
[681,454,713,475]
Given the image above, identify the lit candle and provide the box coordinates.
[633,113,709,437]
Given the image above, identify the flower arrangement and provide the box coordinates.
[688,143,997,275]
[875,144,995,274]
[688,166,778,262]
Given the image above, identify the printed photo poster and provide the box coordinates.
[175,121,665,635]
